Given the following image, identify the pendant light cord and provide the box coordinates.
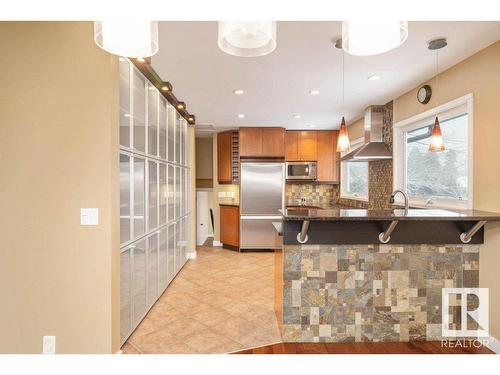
[435,48,439,108]
[342,49,345,107]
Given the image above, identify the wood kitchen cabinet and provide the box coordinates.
[316,130,340,182]
[217,130,239,184]
[285,131,300,160]
[217,131,233,183]
[239,127,284,158]
[239,127,262,157]
[220,204,239,249]
[299,131,317,161]
[285,130,340,182]
[285,131,317,161]
[262,128,285,157]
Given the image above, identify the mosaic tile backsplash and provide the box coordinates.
[280,243,479,343]
[285,184,337,206]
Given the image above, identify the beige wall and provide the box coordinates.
[195,137,213,180]
[195,136,213,189]
[0,22,119,353]
[347,117,365,141]
[188,127,197,253]
[211,133,239,242]
[393,41,500,339]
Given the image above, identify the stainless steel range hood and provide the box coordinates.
[340,106,392,162]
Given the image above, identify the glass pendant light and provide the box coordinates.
[429,116,445,152]
[336,46,351,152]
[94,21,159,58]
[218,21,277,57]
[342,20,408,56]
[428,38,447,153]
[337,117,351,152]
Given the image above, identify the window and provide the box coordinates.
[340,138,369,201]
[393,94,473,209]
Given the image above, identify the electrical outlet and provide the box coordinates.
[43,336,56,354]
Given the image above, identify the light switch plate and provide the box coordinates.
[43,335,56,354]
[80,208,99,226]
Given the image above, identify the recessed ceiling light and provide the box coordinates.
[368,75,381,81]
[309,124,315,128]
[123,113,130,117]
[309,90,320,96]
[293,114,301,119]
[233,89,244,95]
[238,114,245,119]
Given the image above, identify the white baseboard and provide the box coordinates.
[186,252,197,260]
[213,240,223,247]
[487,335,500,354]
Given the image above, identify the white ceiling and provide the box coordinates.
[152,21,500,131]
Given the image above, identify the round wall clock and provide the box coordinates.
[417,85,432,104]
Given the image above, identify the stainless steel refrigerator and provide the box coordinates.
[240,161,284,250]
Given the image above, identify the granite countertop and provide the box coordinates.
[282,207,500,221]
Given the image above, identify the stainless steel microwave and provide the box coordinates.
[285,161,317,180]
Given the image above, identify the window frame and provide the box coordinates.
[340,137,369,202]
[393,93,474,210]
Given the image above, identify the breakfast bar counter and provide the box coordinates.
[275,207,500,343]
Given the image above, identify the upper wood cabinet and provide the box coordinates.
[285,131,317,161]
[217,131,233,183]
[285,131,300,160]
[239,127,284,158]
[285,130,340,182]
[299,131,317,161]
[316,130,340,182]
[262,128,285,157]
[239,128,262,157]
[217,130,239,184]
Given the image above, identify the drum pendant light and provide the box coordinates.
[342,20,408,56]
[336,47,351,152]
[218,21,277,57]
[428,38,447,153]
[94,21,159,58]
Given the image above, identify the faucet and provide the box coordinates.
[390,189,409,211]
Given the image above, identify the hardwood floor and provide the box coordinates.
[233,342,494,354]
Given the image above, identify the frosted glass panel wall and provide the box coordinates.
[119,59,191,345]
[119,59,131,147]
[133,71,146,152]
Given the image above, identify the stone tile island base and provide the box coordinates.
[277,243,479,342]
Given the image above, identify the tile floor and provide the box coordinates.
[122,244,282,354]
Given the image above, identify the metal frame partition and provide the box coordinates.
[119,58,191,345]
